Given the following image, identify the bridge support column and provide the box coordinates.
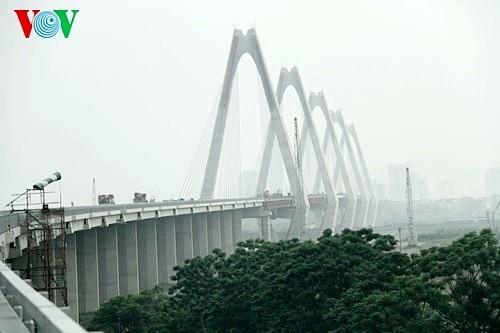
[207,212,221,252]
[341,200,356,230]
[353,199,368,229]
[220,212,233,254]
[192,214,208,258]
[317,206,337,239]
[66,233,78,321]
[76,228,99,314]
[97,225,119,305]
[312,211,324,231]
[231,210,242,249]
[366,199,378,227]
[156,217,177,283]
[175,216,194,265]
[117,222,139,295]
[260,216,272,241]
[137,220,158,291]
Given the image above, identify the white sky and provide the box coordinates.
[1,0,499,205]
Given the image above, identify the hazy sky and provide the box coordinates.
[1,0,499,206]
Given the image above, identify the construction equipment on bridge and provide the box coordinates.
[133,192,148,203]
[405,167,418,248]
[5,172,67,306]
[98,194,115,205]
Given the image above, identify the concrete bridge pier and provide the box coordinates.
[66,234,78,321]
[312,211,324,233]
[76,229,99,316]
[62,210,245,318]
[137,220,158,291]
[231,211,242,247]
[175,216,194,265]
[207,212,222,252]
[156,217,177,283]
[220,212,233,254]
[260,216,271,241]
[117,222,139,296]
[353,199,369,229]
[192,214,209,257]
[97,225,119,305]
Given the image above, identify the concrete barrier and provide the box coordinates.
[0,260,87,333]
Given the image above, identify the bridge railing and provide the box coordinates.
[0,260,87,333]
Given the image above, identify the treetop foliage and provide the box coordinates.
[85,228,499,333]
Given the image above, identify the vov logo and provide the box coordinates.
[15,10,79,38]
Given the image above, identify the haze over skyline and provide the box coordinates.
[1,0,499,206]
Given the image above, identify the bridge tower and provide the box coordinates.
[257,68,339,237]
[332,110,370,228]
[199,29,308,239]
[348,124,378,226]
[308,92,357,231]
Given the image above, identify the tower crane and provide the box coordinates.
[489,200,500,231]
[406,167,418,247]
[294,117,306,241]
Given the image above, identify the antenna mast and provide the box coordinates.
[405,167,417,247]
[92,178,96,206]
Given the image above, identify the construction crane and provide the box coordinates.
[294,117,306,241]
[488,200,500,231]
[405,167,418,248]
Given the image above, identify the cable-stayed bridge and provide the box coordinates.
[0,28,377,332]
[179,29,377,239]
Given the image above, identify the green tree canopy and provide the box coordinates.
[84,228,499,333]
[414,229,499,333]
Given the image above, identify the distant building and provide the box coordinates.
[388,164,411,201]
[436,181,457,199]
[372,179,387,201]
[485,167,500,196]
[388,165,405,201]
[418,178,428,200]
[388,163,427,201]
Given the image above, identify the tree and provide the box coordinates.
[414,229,500,333]
[85,228,499,333]
[168,228,419,332]
[85,286,168,333]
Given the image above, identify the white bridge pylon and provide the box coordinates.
[330,115,378,227]
[199,29,309,238]
[256,67,338,236]
[196,28,377,238]
[308,92,357,229]
[330,109,378,227]
[348,124,378,227]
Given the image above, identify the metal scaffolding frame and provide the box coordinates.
[7,187,67,306]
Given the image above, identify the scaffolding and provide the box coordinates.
[6,174,67,306]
